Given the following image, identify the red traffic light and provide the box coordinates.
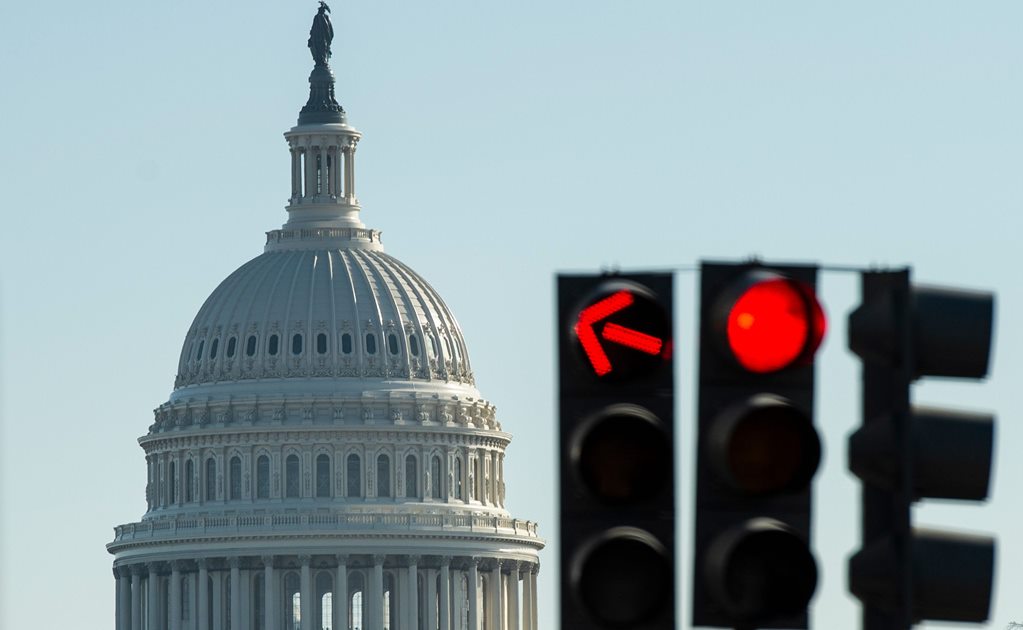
[572,281,672,381]
[717,272,826,373]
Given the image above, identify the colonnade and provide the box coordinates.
[289,139,357,205]
[113,554,539,630]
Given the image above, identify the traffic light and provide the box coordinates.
[558,272,674,630]
[847,269,996,629]
[693,261,825,629]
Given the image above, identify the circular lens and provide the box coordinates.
[572,281,672,382]
[576,407,671,504]
[727,278,811,373]
[707,519,818,622]
[717,396,820,495]
[576,530,672,627]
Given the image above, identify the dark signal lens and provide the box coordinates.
[726,277,825,373]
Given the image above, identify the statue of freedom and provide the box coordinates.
[308,2,334,67]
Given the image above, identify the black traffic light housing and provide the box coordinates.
[847,269,996,629]
[558,272,674,630]
[693,261,824,629]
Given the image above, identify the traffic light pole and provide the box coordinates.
[857,271,913,630]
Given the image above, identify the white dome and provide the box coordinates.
[172,234,477,402]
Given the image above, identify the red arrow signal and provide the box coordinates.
[575,290,667,377]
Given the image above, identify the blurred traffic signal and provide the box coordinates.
[847,269,996,628]
[693,261,825,628]
[558,272,674,629]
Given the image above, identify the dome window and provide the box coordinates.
[316,454,331,498]
[346,454,362,497]
[376,454,391,497]
[409,334,420,357]
[209,338,219,360]
[226,337,237,358]
[268,334,280,356]
[341,333,353,354]
[285,454,300,498]
[365,334,377,355]
[256,455,270,499]
[195,340,205,362]
[316,333,328,355]
[388,333,399,355]
[246,335,257,357]
[229,456,241,500]
[292,333,303,355]
[205,458,216,501]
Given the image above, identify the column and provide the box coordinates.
[467,560,479,630]
[211,571,223,630]
[407,556,420,630]
[291,147,301,199]
[425,568,438,630]
[489,562,503,630]
[147,563,160,630]
[343,145,355,202]
[439,559,451,630]
[520,570,531,630]
[262,556,275,630]
[197,560,209,630]
[334,555,348,630]
[507,563,519,630]
[117,568,130,630]
[451,568,463,630]
[170,563,182,630]
[131,566,143,630]
[371,555,385,630]
[300,555,313,630]
[529,566,538,630]
[304,145,316,201]
[332,145,343,198]
[229,558,241,630]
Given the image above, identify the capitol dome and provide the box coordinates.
[108,6,541,630]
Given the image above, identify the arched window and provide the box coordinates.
[210,338,219,360]
[185,459,195,503]
[268,334,280,356]
[196,339,205,361]
[316,454,331,498]
[387,333,399,355]
[346,454,361,498]
[229,456,241,500]
[454,458,463,500]
[283,573,300,630]
[246,335,257,357]
[317,333,328,355]
[256,455,270,499]
[383,573,396,630]
[168,460,177,504]
[409,334,420,357]
[405,455,417,498]
[205,457,216,501]
[341,333,352,354]
[226,336,237,358]
[431,456,442,499]
[376,454,391,497]
[315,572,333,630]
[349,571,365,630]
[365,334,376,355]
[292,333,303,355]
[285,454,300,498]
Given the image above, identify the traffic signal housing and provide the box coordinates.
[847,269,996,628]
[558,272,674,630]
[693,261,825,629]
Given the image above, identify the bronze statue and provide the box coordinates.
[308,1,334,67]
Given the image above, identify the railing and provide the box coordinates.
[111,512,540,544]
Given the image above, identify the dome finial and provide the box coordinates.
[299,1,345,125]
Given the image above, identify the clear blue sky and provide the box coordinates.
[2,1,1021,629]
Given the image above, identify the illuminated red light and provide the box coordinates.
[602,322,664,356]
[576,291,635,376]
[726,279,825,373]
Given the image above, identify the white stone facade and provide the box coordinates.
[107,17,542,630]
